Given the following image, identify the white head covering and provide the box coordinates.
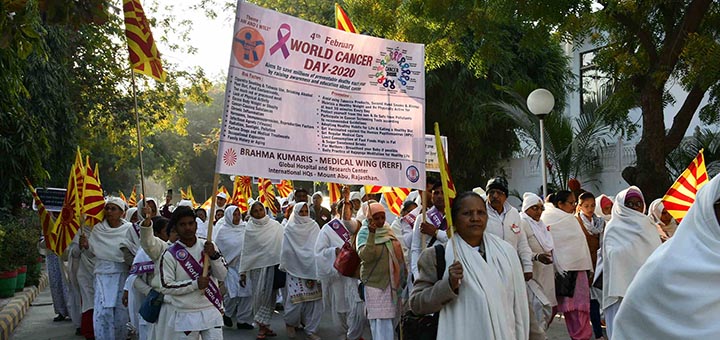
[613,175,720,338]
[595,194,614,222]
[648,198,678,237]
[602,186,662,309]
[521,192,542,213]
[106,196,126,211]
[350,191,361,202]
[124,207,138,221]
[520,192,554,252]
[215,205,245,263]
[280,202,320,279]
[312,191,322,199]
[176,199,193,208]
[355,201,370,222]
[216,192,227,199]
[137,197,158,219]
[472,187,487,201]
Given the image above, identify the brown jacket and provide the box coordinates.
[408,246,457,315]
[576,215,600,271]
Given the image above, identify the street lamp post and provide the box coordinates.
[527,89,555,199]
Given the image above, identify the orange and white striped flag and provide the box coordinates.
[335,3,357,33]
[128,185,138,207]
[123,0,167,81]
[663,149,710,223]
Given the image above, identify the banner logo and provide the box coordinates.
[233,27,265,68]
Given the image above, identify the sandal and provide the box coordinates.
[256,334,267,340]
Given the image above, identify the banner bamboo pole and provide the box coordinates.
[131,70,147,202]
[202,173,221,277]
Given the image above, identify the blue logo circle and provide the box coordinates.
[406,165,420,183]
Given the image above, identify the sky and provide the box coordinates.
[152,0,237,80]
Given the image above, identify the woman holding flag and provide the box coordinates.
[409,191,529,339]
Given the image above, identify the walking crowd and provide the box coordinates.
[38,173,720,340]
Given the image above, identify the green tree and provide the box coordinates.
[343,0,572,189]
[667,126,720,179]
[562,0,720,199]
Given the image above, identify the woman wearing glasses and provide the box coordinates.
[612,176,720,339]
[542,190,593,340]
[601,186,661,338]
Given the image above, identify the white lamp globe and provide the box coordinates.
[527,88,555,117]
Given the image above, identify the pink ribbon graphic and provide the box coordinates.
[269,23,291,59]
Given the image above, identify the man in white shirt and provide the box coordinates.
[485,177,533,280]
[410,180,447,280]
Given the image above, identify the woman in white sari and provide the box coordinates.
[280,202,323,339]
[240,201,284,339]
[410,191,529,340]
[216,205,254,330]
[613,175,720,339]
[601,186,661,338]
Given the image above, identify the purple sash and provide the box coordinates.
[132,223,141,237]
[168,242,223,313]
[402,207,420,226]
[426,207,446,230]
[129,261,154,275]
[327,218,351,243]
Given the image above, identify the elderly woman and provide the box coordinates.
[409,191,529,339]
[542,190,593,340]
[520,193,556,340]
[240,201,284,339]
[79,197,134,340]
[613,175,720,338]
[601,186,661,338]
[647,198,678,241]
[356,202,406,340]
[280,202,323,339]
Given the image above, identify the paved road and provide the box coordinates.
[12,288,571,339]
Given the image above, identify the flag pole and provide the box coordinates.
[202,173,221,277]
[131,69,147,201]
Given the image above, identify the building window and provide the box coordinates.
[580,49,613,114]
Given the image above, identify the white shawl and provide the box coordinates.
[613,175,720,339]
[215,206,246,264]
[602,186,661,309]
[89,219,131,262]
[595,194,613,222]
[438,234,529,340]
[280,202,320,279]
[240,213,283,272]
[648,198,678,237]
[520,192,554,252]
[541,205,592,272]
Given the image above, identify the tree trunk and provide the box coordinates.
[632,86,673,201]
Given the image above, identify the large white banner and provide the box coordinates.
[425,135,448,172]
[216,2,426,190]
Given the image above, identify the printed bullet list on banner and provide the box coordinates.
[216,2,426,190]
